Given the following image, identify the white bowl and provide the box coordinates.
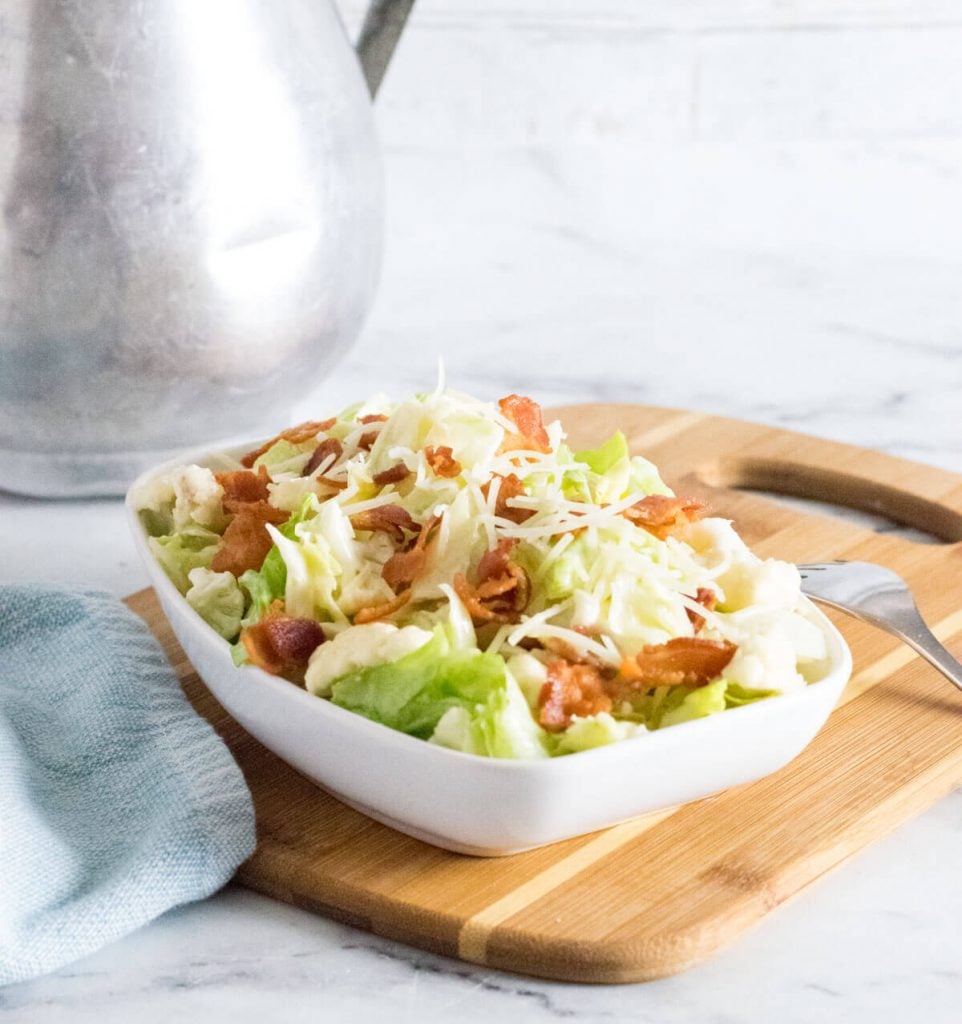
[126,443,854,856]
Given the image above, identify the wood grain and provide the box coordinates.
[125,404,962,983]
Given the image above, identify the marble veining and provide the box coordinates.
[3,0,962,1018]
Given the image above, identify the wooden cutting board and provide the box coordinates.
[126,404,962,984]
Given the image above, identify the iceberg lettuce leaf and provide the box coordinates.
[148,529,218,594]
[185,567,245,640]
[575,431,628,476]
[658,679,729,728]
[331,627,506,739]
[723,682,779,707]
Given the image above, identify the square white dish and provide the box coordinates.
[126,441,854,856]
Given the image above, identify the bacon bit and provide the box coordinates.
[358,431,379,450]
[424,445,461,478]
[537,660,612,732]
[359,413,388,424]
[381,515,441,592]
[239,418,335,468]
[241,613,325,681]
[305,437,343,477]
[453,575,499,623]
[498,394,551,454]
[624,637,737,690]
[539,634,614,675]
[350,504,420,544]
[372,462,412,487]
[316,475,348,491]
[211,502,287,577]
[453,538,531,624]
[686,587,717,633]
[354,589,412,625]
[216,466,270,509]
[622,495,707,540]
[482,473,534,524]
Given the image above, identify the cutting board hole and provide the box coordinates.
[697,458,962,545]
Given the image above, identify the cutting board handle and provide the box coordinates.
[698,457,962,544]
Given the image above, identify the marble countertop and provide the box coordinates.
[4,0,962,1020]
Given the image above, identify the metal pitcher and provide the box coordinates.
[0,0,413,497]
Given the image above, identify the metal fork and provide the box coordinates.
[798,561,962,692]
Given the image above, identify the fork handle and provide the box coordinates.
[899,621,962,693]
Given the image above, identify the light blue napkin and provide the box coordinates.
[0,584,255,986]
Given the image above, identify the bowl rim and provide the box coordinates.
[126,437,854,773]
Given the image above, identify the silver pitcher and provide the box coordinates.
[0,0,413,497]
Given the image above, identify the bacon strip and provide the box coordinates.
[211,502,287,577]
[482,473,534,524]
[424,445,461,478]
[617,637,737,690]
[240,418,335,468]
[686,587,717,633]
[381,515,441,592]
[622,495,707,540]
[216,466,270,507]
[354,589,411,625]
[372,462,412,487]
[498,394,551,454]
[350,504,420,544]
[304,437,343,477]
[241,613,325,680]
[538,660,612,732]
[453,538,530,624]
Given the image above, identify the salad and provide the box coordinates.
[133,385,829,759]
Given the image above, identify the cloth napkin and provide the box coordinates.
[0,584,255,986]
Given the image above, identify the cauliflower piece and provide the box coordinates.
[133,464,228,536]
[724,631,806,694]
[717,558,801,613]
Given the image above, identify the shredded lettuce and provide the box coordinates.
[238,496,319,626]
[148,528,219,594]
[331,627,508,739]
[185,567,245,640]
[556,712,647,754]
[430,669,550,759]
[253,438,311,475]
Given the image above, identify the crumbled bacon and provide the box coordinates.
[617,637,737,690]
[354,589,411,624]
[453,538,530,624]
[686,587,717,633]
[424,445,461,478]
[211,502,287,577]
[358,431,379,450]
[482,473,534,524]
[239,418,335,468]
[498,394,551,454]
[304,437,343,477]
[372,462,412,487]
[539,634,614,674]
[350,504,420,544]
[216,466,270,507]
[316,475,348,491]
[622,495,707,540]
[537,660,612,732]
[381,515,441,592]
[241,613,325,680]
[359,413,388,424]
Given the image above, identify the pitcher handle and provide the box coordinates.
[356,0,416,97]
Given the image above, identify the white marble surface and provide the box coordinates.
[3,0,962,1019]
